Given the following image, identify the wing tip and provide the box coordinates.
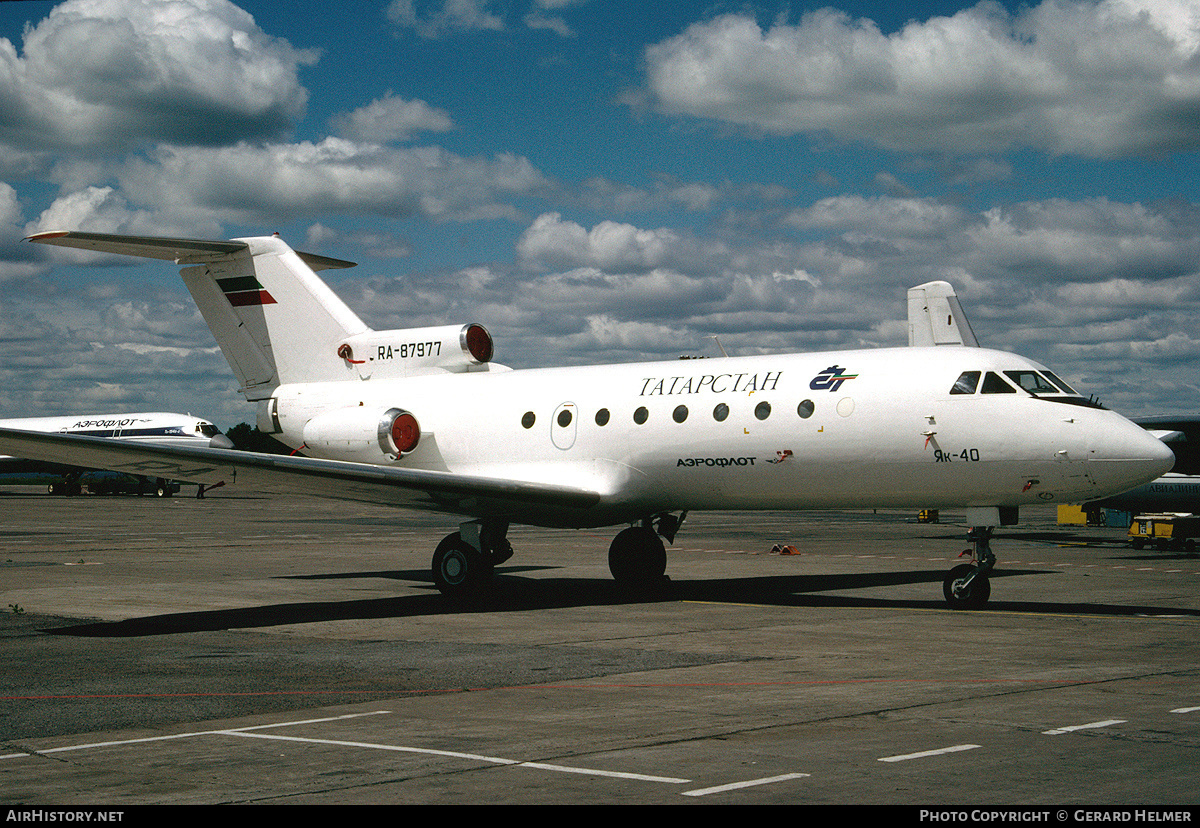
[25,230,70,243]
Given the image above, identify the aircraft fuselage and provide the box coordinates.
[266,345,1169,528]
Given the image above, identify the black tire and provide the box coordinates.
[943,563,991,609]
[432,533,490,597]
[608,527,667,588]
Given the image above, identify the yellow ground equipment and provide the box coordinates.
[1128,513,1200,553]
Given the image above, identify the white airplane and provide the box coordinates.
[0,231,1174,608]
[0,411,231,496]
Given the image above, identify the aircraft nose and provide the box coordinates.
[208,433,236,450]
[1089,417,1175,495]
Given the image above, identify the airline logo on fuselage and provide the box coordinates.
[216,276,277,307]
[640,371,782,396]
[809,365,858,392]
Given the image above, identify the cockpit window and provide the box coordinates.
[981,372,1017,394]
[1041,371,1077,394]
[198,423,220,437]
[950,371,981,395]
[1004,370,1060,395]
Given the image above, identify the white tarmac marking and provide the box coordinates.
[1,711,391,759]
[1042,719,1126,735]
[5,709,689,785]
[226,731,688,783]
[682,773,810,796]
[1170,707,1200,714]
[878,744,981,763]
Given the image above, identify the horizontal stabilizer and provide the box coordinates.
[29,230,366,397]
[0,428,601,524]
[26,231,356,271]
[907,281,979,347]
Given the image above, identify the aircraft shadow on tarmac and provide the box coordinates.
[42,566,1200,637]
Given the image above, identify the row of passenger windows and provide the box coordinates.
[522,399,819,430]
[950,369,1077,396]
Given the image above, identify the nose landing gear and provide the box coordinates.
[943,526,995,609]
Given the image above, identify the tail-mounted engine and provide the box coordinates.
[335,323,493,378]
[302,405,421,463]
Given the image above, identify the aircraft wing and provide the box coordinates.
[0,428,601,524]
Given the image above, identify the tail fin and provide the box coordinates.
[907,281,979,347]
[28,231,367,398]
[180,235,368,397]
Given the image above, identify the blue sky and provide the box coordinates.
[1,0,1199,428]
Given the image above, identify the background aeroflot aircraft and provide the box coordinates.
[0,231,1175,609]
[0,411,231,496]
[1089,416,1200,515]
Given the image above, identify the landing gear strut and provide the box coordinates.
[431,520,513,597]
[943,526,995,609]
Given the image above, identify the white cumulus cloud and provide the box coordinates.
[0,0,317,153]
[638,0,1200,157]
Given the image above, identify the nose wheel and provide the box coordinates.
[943,526,995,610]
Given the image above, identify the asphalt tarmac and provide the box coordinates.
[1,486,1198,808]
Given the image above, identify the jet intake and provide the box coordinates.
[302,406,421,463]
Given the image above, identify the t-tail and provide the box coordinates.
[26,231,497,399]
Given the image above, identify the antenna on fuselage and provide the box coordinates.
[705,335,729,358]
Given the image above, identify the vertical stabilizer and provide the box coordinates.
[181,236,369,397]
[907,281,979,347]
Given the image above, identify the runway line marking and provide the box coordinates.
[878,744,981,763]
[1042,719,1126,735]
[682,772,810,797]
[223,730,690,784]
[1170,706,1200,713]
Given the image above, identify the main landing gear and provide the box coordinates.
[431,520,514,597]
[429,513,684,598]
[942,526,996,610]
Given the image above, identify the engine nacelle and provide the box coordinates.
[335,323,493,377]
[301,406,420,463]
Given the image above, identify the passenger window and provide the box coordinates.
[522,411,536,429]
[633,406,649,425]
[797,400,814,419]
[673,405,688,423]
[595,408,610,426]
[981,372,1016,394]
[713,403,729,422]
[755,401,771,420]
[950,371,980,395]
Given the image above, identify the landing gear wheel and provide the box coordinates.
[943,563,991,610]
[608,526,667,590]
[432,533,491,598]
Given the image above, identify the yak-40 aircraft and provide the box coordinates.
[0,230,1174,608]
